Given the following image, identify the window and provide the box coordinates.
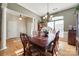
[47,16,64,38]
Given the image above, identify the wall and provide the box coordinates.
[76,13,79,55]
[0,4,2,40]
[53,8,77,31]
[6,13,27,39]
[76,13,79,39]
[0,3,2,48]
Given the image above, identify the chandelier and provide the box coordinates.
[43,3,53,22]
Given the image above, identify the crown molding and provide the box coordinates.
[6,8,32,18]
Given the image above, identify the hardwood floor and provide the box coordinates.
[0,38,76,56]
[0,38,23,56]
[58,40,76,56]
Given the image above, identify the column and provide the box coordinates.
[31,18,35,37]
[0,4,7,50]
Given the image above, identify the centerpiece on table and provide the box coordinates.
[41,27,49,37]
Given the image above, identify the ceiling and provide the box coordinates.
[18,3,78,16]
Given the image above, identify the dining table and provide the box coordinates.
[29,32,56,55]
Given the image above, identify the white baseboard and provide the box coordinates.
[64,31,68,41]
[60,31,68,42]
[0,47,7,51]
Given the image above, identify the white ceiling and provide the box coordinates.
[18,3,77,16]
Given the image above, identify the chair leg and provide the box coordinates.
[23,52,25,56]
[53,48,57,56]
[27,48,32,56]
[45,49,47,56]
[52,50,54,56]
[23,48,26,56]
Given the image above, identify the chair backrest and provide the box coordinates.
[51,31,60,53]
[55,31,60,42]
[54,31,60,42]
[20,33,29,48]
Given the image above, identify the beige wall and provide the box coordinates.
[53,8,77,31]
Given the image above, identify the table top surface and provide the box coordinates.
[29,33,56,48]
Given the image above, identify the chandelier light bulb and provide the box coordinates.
[19,17,22,20]
[45,15,47,18]
[43,17,45,19]
[50,15,53,18]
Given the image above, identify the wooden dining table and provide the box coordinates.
[28,32,56,55]
[30,36,48,48]
[29,32,56,49]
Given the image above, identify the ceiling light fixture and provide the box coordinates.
[19,14,22,20]
[19,9,22,20]
[43,3,53,22]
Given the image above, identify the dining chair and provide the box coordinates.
[20,33,31,56]
[47,31,60,56]
[21,33,42,56]
[53,31,60,55]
